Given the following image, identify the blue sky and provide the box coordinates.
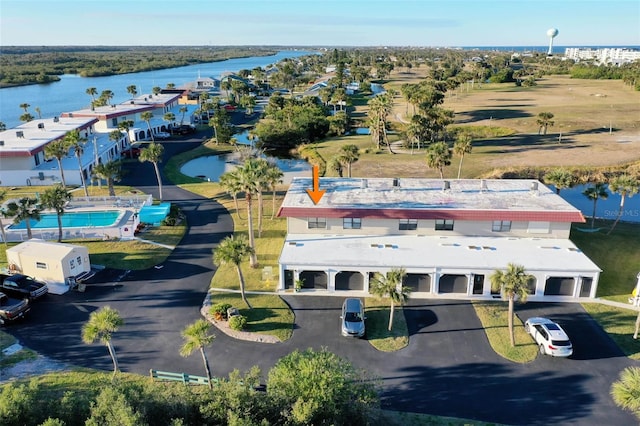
[1,0,639,46]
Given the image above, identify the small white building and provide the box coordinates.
[6,239,91,294]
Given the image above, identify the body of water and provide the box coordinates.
[557,184,640,224]
[0,50,318,128]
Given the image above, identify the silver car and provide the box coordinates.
[341,298,365,338]
[525,317,573,357]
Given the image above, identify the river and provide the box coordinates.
[0,50,318,129]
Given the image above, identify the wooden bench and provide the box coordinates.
[149,369,213,386]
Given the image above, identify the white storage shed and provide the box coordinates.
[6,239,91,294]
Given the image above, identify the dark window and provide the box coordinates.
[77,256,82,265]
[435,219,454,231]
[308,218,326,229]
[343,218,362,229]
[527,277,537,295]
[111,118,118,127]
[492,220,512,232]
[36,262,47,269]
[399,219,417,230]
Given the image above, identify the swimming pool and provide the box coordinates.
[8,210,123,230]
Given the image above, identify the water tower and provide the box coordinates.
[547,28,559,55]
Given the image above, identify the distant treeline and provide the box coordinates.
[0,46,277,88]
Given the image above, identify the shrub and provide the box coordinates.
[229,315,247,331]
[211,303,233,321]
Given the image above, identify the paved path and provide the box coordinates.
[5,130,638,425]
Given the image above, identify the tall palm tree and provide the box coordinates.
[369,268,411,331]
[99,90,114,107]
[6,197,40,240]
[0,190,9,247]
[213,235,255,308]
[35,107,42,119]
[607,175,639,234]
[19,103,30,113]
[44,139,71,188]
[92,160,122,197]
[218,171,243,219]
[453,134,473,179]
[338,144,360,178]
[367,93,394,153]
[426,141,452,179]
[117,119,135,155]
[544,168,576,194]
[178,106,188,126]
[126,85,137,99]
[152,86,162,96]
[81,306,124,379]
[610,367,640,420]
[19,113,34,123]
[163,112,176,132]
[583,182,609,228]
[536,112,555,135]
[180,320,216,389]
[0,122,6,131]
[140,111,155,142]
[490,263,533,347]
[405,114,430,153]
[39,185,72,242]
[139,142,164,201]
[64,130,89,197]
[86,87,98,107]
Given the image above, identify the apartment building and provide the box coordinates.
[277,177,601,301]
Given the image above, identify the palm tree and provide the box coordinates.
[92,161,122,197]
[213,235,255,308]
[19,103,30,113]
[610,367,640,420]
[453,134,473,179]
[35,107,42,119]
[218,171,243,219]
[152,86,162,95]
[426,141,452,179]
[117,119,135,155]
[6,197,40,240]
[0,190,9,247]
[0,122,6,131]
[544,168,576,194]
[265,162,284,220]
[81,306,124,379]
[338,144,360,178]
[490,263,533,347]
[405,114,430,153]
[64,130,89,196]
[583,182,609,228]
[178,106,188,126]
[367,93,394,153]
[19,113,34,123]
[44,139,71,188]
[139,142,164,201]
[126,85,137,99]
[163,112,176,132]
[86,87,98,107]
[536,112,555,135]
[140,111,155,142]
[99,90,114,107]
[180,320,216,389]
[369,268,411,331]
[607,175,639,234]
[39,185,72,242]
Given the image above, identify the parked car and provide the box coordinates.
[0,291,30,326]
[173,124,196,135]
[341,298,365,338]
[524,317,573,357]
[0,274,48,301]
[155,132,170,139]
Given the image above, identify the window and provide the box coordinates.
[70,259,75,269]
[36,262,47,269]
[343,218,362,229]
[307,218,326,229]
[435,219,454,231]
[111,118,118,127]
[77,256,82,265]
[492,220,512,232]
[399,219,417,230]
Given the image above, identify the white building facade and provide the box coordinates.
[277,178,601,302]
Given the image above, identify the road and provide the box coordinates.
[4,128,638,425]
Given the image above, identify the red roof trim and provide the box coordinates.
[277,207,585,223]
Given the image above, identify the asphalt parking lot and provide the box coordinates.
[3,129,638,425]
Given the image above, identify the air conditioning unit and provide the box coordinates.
[0,140,4,146]
[53,116,59,122]
[68,113,73,118]
[130,100,135,104]
[16,131,24,138]
[38,123,45,129]
[38,172,45,180]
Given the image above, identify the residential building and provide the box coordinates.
[564,47,640,65]
[276,177,601,301]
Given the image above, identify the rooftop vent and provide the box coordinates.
[68,113,73,118]
[361,178,368,189]
[392,177,400,187]
[130,100,135,104]
[443,180,450,191]
[480,179,488,192]
[53,116,59,122]
[16,131,24,138]
[38,123,45,130]
[0,140,4,146]
[111,104,116,109]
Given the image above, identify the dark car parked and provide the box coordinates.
[0,274,48,301]
[0,291,30,326]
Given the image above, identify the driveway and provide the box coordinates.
[4,129,638,425]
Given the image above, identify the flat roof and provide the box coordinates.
[279,234,601,273]
[0,116,98,158]
[278,178,585,223]
[61,92,181,120]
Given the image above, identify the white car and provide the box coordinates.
[154,132,170,139]
[524,317,573,357]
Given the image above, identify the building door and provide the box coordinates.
[335,271,364,290]
[406,273,431,292]
[544,277,575,296]
[472,274,484,295]
[299,270,327,289]
[579,277,593,297]
[439,274,467,294]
